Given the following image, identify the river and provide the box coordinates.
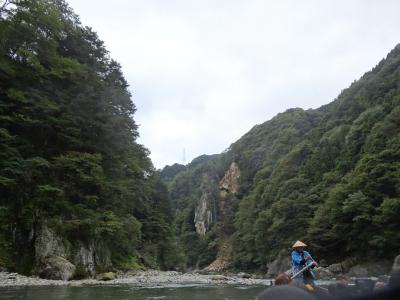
[0,285,266,300]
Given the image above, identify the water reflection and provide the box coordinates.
[0,285,266,300]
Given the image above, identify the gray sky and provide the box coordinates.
[67,0,400,169]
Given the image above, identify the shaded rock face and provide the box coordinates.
[194,173,219,236]
[204,163,241,271]
[38,256,76,281]
[34,221,112,278]
[219,162,241,193]
[73,242,95,276]
[35,222,68,262]
[194,189,216,236]
[94,240,112,272]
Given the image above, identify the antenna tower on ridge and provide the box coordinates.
[182,148,186,165]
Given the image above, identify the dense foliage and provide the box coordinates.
[166,45,400,271]
[0,0,177,273]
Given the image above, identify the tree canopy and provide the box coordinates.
[0,0,178,273]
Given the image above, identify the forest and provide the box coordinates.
[0,0,178,275]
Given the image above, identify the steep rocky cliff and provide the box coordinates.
[34,221,112,280]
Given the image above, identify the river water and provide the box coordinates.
[0,285,267,300]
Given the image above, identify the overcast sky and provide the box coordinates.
[67,0,400,169]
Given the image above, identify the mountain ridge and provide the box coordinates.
[164,43,400,272]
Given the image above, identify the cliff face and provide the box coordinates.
[193,162,241,237]
[193,186,217,236]
[34,221,112,280]
[219,162,241,194]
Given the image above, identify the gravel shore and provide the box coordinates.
[0,270,273,288]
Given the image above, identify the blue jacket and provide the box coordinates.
[291,250,315,281]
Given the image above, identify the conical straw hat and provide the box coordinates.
[292,240,307,248]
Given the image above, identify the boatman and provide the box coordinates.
[291,240,318,286]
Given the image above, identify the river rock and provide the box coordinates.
[347,265,369,277]
[38,256,76,281]
[210,275,228,281]
[96,272,116,281]
[313,267,334,280]
[266,255,291,278]
[346,261,392,277]
[328,263,344,274]
[237,272,251,278]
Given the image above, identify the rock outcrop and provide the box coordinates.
[37,256,76,281]
[34,221,113,279]
[205,163,241,272]
[73,241,95,276]
[194,189,216,236]
[219,162,240,194]
[35,222,68,262]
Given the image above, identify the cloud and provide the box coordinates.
[67,0,400,168]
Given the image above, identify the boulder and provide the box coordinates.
[38,256,76,281]
[313,267,335,280]
[96,272,116,281]
[392,255,400,272]
[363,261,392,276]
[347,265,369,278]
[346,261,392,277]
[237,272,251,278]
[266,255,291,278]
[328,263,344,274]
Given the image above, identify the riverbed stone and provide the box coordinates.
[210,275,228,281]
[266,255,291,278]
[328,263,343,274]
[237,272,251,278]
[313,267,334,280]
[38,256,76,281]
[96,272,116,281]
[347,265,368,277]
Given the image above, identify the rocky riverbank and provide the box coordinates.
[0,270,273,288]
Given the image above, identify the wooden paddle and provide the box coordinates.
[290,263,315,279]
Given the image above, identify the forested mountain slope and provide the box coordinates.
[0,0,177,277]
[165,44,400,272]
